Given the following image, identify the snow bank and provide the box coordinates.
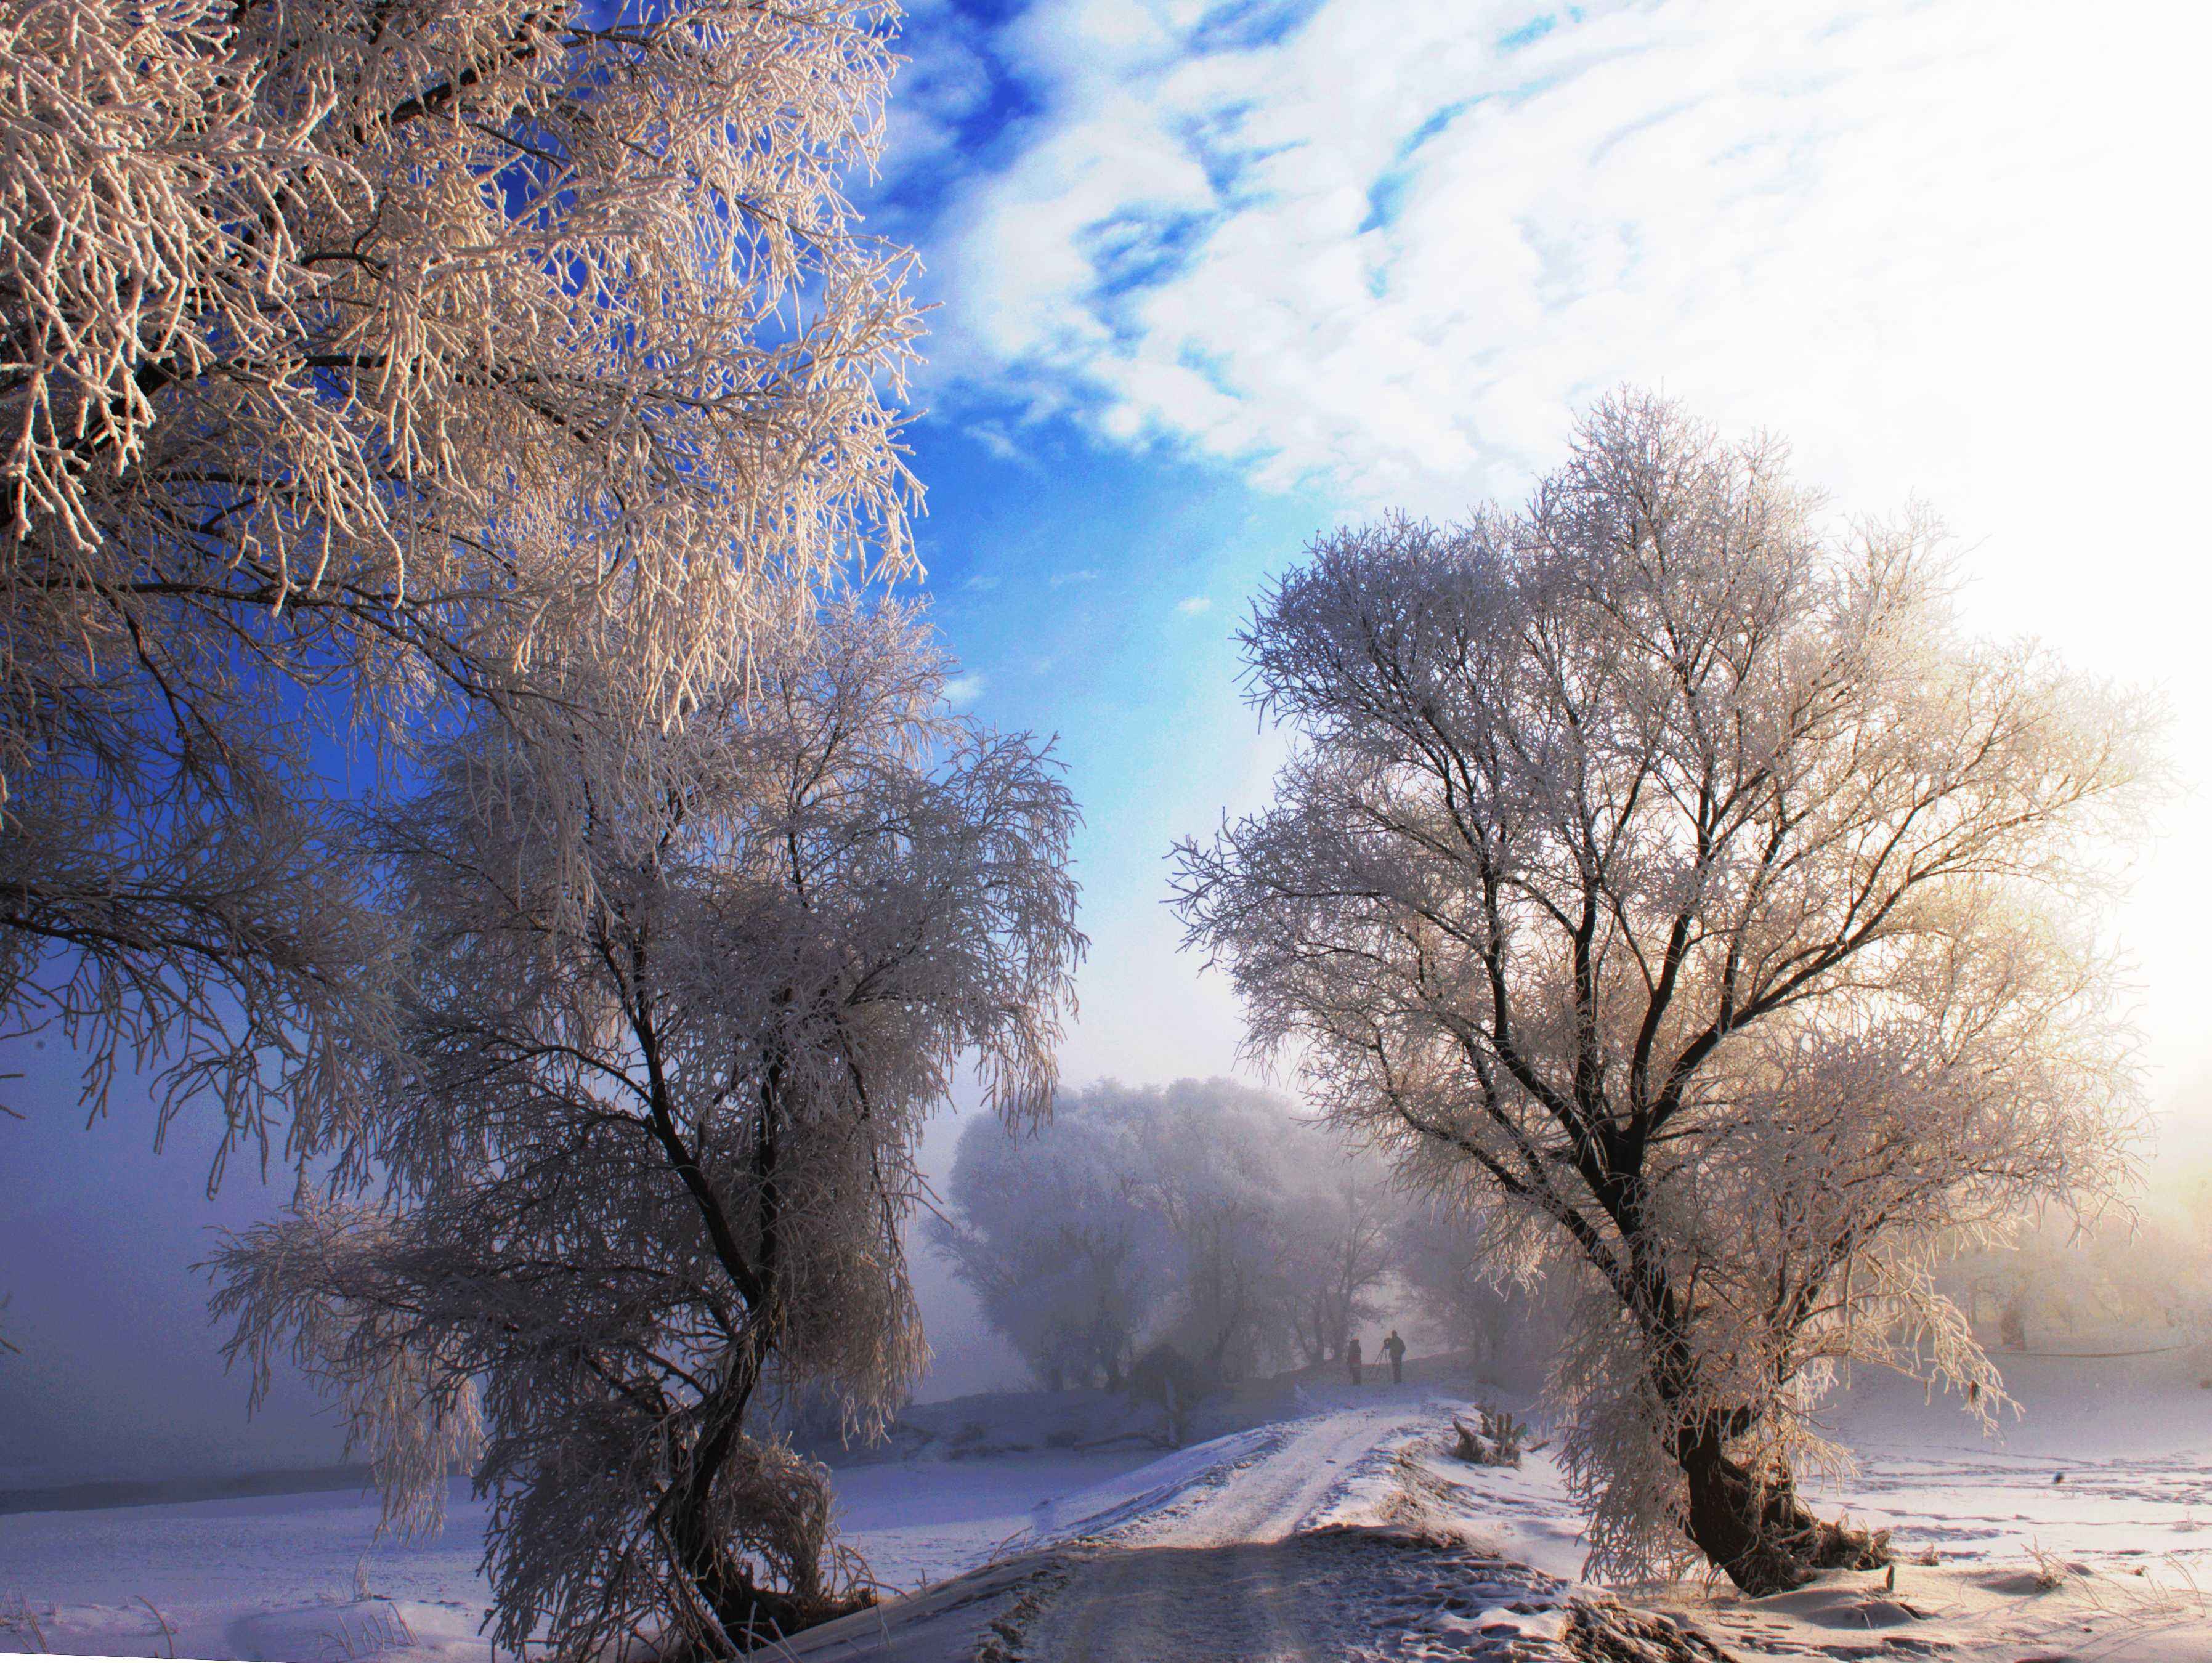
[810,1368,1338,1467]
[1021,1423,1289,1542]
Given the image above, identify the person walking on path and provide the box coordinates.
[1383,1329,1407,1385]
[1345,1335,1363,1385]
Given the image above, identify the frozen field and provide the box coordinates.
[4,1351,2210,1660]
[0,1447,1164,1661]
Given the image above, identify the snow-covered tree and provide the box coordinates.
[1278,1168,1395,1368]
[1130,1082,1305,1382]
[932,1105,1168,1391]
[1173,391,2153,1592]
[0,0,918,1170]
[1398,1202,1570,1389]
[211,599,1082,1656]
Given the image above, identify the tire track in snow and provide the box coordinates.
[1021,1404,1437,1662]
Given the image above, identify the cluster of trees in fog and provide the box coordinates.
[1948,1170,2212,1353]
[0,0,2170,1635]
[933,1080,1408,1391]
[935,1078,1584,1398]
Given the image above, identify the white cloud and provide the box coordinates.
[1175,595,1212,615]
[878,18,996,182]
[961,572,1001,592]
[919,0,2208,516]
[1048,568,1100,588]
[963,419,1029,464]
[942,671,986,708]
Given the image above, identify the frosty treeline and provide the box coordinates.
[1176,392,2158,1594]
[933,1079,1404,1390]
[1947,1171,2212,1352]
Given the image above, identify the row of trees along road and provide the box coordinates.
[933,1079,1403,1391]
[0,0,1090,1656]
[1173,391,2159,1594]
[0,0,2161,1625]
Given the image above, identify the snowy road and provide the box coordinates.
[794,1370,2212,1663]
[15,1361,2212,1661]
[1023,1403,1436,1663]
[801,1394,1732,1663]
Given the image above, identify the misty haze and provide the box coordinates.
[3,4,2209,1663]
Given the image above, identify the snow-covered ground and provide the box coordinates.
[782,1358,2212,1662]
[0,1481,498,1663]
[6,1350,2212,1660]
[0,1448,1165,1661]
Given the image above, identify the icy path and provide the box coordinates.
[793,1396,1732,1662]
[1022,1402,1432,1662]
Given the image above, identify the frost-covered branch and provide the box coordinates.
[0,0,920,1171]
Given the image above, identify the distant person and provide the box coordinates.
[1383,1329,1406,1384]
[1345,1335,1363,1385]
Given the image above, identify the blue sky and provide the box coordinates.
[6,0,2211,1476]
[892,421,1324,1090]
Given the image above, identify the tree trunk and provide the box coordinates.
[1676,1426,1889,1595]
[670,1518,805,1654]
[667,1432,809,1651]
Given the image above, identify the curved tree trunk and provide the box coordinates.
[666,1395,810,1652]
[1641,1257,1892,1594]
[1676,1426,1890,1595]
[654,1050,836,1653]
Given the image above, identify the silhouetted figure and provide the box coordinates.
[1383,1329,1406,1384]
[1346,1336,1363,1385]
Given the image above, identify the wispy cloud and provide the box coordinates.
[942,671,986,708]
[1049,568,1100,589]
[875,4,997,190]
[914,1,2192,514]
[963,419,1030,465]
[962,572,1002,593]
[1176,596,1212,615]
